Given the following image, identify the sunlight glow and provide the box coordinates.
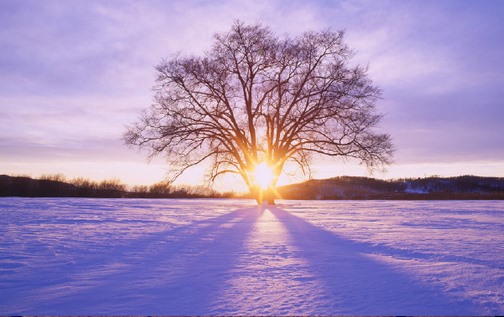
[252,162,275,190]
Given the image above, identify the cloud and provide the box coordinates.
[1,0,504,185]
[317,1,504,166]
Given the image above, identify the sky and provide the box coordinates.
[1,0,504,192]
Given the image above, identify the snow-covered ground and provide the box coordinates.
[0,198,503,315]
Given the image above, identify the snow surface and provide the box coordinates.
[0,198,503,315]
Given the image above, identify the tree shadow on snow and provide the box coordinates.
[19,206,264,315]
[268,206,478,315]
[12,204,481,315]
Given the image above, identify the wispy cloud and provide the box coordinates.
[1,0,504,186]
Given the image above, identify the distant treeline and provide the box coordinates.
[0,174,232,198]
[276,175,504,200]
[2,174,504,200]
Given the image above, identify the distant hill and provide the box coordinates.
[277,175,504,200]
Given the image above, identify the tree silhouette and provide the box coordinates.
[124,21,393,204]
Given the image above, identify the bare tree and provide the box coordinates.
[124,21,393,204]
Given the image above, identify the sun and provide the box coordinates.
[252,162,275,190]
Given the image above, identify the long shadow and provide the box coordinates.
[9,206,264,315]
[5,203,487,315]
[269,206,479,315]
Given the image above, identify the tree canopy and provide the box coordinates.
[124,21,394,204]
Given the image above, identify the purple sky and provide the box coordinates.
[1,0,504,191]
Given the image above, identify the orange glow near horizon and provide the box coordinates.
[6,159,504,194]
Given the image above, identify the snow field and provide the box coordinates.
[0,198,503,315]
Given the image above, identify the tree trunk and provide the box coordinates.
[264,188,275,205]
[252,186,276,205]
